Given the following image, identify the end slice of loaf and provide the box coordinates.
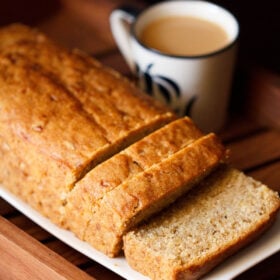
[82,133,226,256]
[64,117,203,238]
[123,166,280,280]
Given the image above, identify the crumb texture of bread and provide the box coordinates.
[123,166,280,280]
[0,23,175,224]
[82,133,226,256]
[64,117,203,238]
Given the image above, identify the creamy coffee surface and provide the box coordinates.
[139,16,229,56]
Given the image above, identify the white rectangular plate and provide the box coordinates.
[1,186,279,280]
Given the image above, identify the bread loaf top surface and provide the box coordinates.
[0,24,175,139]
[0,23,175,177]
[0,54,109,172]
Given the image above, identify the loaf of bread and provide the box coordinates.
[0,24,226,255]
[0,24,175,224]
[64,117,203,239]
[123,166,280,280]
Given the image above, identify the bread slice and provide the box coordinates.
[0,24,175,224]
[64,117,203,238]
[82,133,226,256]
[123,166,280,280]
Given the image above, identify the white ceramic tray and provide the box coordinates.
[1,186,279,280]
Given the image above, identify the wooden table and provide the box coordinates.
[0,1,279,279]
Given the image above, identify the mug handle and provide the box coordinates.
[110,6,140,71]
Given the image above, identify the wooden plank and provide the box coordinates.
[218,115,264,143]
[46,239,90,266]
[8,215,52,242]
[226,129,280,170]
[247,160,280,192]
[98,51,131,76]
[0,216,94,280]
[38,0,146,55]
[38,9,115,55]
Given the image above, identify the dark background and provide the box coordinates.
[1,0,280,71]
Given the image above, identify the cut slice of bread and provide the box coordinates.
[82,133,226,256]
[123,166,280,280]
[64,117,203,239]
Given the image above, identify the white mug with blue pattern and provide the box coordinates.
[110,1,239,132]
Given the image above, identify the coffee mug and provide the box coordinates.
[110,0,239,132]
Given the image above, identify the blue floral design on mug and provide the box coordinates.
[136,63,196,116]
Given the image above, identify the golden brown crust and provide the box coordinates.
[0,23,175,153]
[0,54,109,172]
[0,23,175,143]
